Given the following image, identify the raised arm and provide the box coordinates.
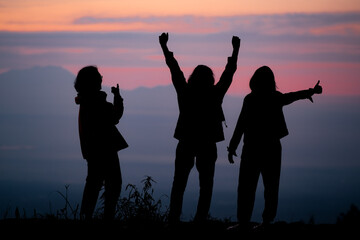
[231,36,240,60]
[216,36,241,96]
[111,83,124,124]
[282,80,323,106]
[159,32,170,56]
[159,32,186,91]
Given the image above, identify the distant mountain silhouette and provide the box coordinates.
[0,66,179,116]
[0,66,182,165]
[0,66,76,115]
[0,66,360,224]
[0,66,359,169]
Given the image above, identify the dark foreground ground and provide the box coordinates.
[0,219,358,239]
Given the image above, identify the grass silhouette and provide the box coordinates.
[18,175,169,222]
[115,176,169,223]
[0,176,359,238]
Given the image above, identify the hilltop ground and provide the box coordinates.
[1,178,358,238]
[0,218,357,239]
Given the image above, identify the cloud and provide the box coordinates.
[0,46,93,55]
[72,15,231,34]
[0,12,359,95]
[71,12,360,36]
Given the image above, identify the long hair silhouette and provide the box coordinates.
[74,65,102,93]
[249,66,277,93]
[188,65,215,88]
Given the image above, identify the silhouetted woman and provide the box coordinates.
[74,66,128,221]
[227,66,322,230]
[159,32,240,223]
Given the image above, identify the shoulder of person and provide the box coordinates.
[274,90,283,96]
[244,92,253,101]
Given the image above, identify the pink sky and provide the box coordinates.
[1,0,359,32]
[0,1,359,96]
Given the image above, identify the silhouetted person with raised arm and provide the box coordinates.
[74,66,128,221]
[227,66,322,231]
[159,32,240,223]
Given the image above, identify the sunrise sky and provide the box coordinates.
[0,0,359,95]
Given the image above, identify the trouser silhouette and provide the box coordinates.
[168,140,217,222]
[80,152,122,220]
[237,140,282,224]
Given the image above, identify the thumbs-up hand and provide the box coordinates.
[313,80,322,94]
[111,83,120,96]
[308,80,322,103]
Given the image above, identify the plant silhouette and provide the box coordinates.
[115,176,169,223]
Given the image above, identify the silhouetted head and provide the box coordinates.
[74,65,102,93]
[188,65,215,89]
[249,66,277,93]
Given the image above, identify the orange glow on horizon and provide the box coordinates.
[1,0,360,32]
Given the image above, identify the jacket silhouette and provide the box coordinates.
[74,65,128,221]
[159,32,240,223]
[76,91,128,158]
[227,66,322,230]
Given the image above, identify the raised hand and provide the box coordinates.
[308,80,322,102]
[111,83,120,96]
[313,80,322,94]
[232,36,240,50]
[159,32,169,46]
